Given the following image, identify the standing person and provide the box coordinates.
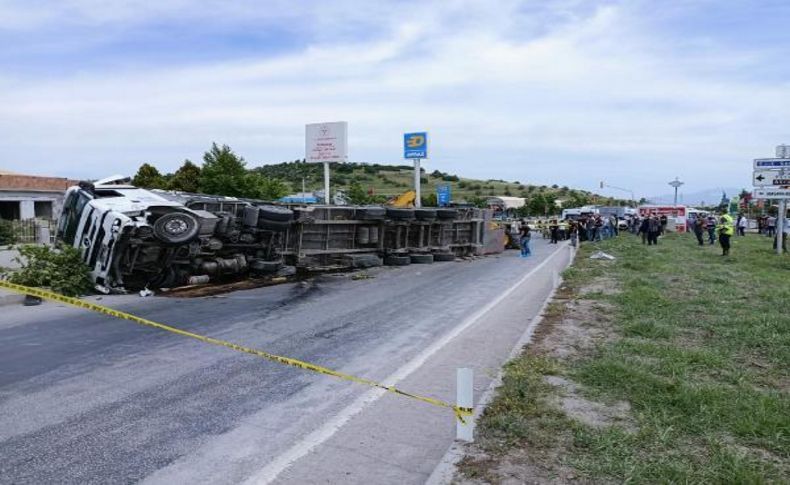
[647,215,661,245]
[737,214,748,236]
[549,219,560,244]
[766,215,776,237]
[659,214,668,235]
[639,216,649,244]
[718,212,734,256]
[706,215,717,245]
[586,216,595,243]
[693,216,705,246]
[594,216,603,241]
[519,223,532,257]
[569,222,578,248]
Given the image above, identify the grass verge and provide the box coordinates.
[457,233,789,483]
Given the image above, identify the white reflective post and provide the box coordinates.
[456,368,474,442]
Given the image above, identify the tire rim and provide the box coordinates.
[164,217,189,236]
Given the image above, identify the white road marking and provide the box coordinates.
[244,244,569,484]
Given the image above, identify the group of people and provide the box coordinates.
[689,213,735,255]
[513,209,786,259]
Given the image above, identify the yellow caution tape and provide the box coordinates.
[0,280,473,423]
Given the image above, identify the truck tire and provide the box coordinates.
[257,218,292,231]
[385,255,411,266]
[433,252,456,262]
[415,208,437,221]
[386,208,415,220]
[437,208,457,220]
[257,205,293,222]
[410,254,434,264]
[250,259,282,273]
[355,206,386,220]
[153,212,201,244]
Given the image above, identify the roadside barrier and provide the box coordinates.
[0,280,473,423]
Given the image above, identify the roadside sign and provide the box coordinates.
[753,169,790,187]
[753,158,790,169]
[306,122,348,163]
[437,185,451,206]
[404,132,428,159]
[753,188,790,199]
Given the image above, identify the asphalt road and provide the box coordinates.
[0,239,572,484]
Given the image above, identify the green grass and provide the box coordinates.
[465,233,790,483]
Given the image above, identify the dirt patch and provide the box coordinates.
[529,297,616,361]
[455,277,628,483]
[544,376,634,431]
[577,277,620,297]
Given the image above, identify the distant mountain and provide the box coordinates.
[647,187,745,207]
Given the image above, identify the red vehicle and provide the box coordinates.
[637,205,688,233]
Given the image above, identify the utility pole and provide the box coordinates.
[599,181,636,207]
[669,177,684,206]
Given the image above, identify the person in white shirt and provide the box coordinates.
[736,214,748,236]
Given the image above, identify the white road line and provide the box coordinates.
[243,244,569,485]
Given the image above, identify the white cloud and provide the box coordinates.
[0,0,787,197]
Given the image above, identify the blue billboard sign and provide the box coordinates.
[437,185,451,206]
[404,132,428,159]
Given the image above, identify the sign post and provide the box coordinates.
[404,132,428,208]
[306,122,348,204]
[752,151,790,255]
[778,199,786,255]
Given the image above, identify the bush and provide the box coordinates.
[0,220,16,245]
[8,245,93,296]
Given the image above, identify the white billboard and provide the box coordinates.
[305,122,348,163]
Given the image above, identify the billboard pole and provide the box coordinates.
[414,159,422,208]
[324,161,331,205]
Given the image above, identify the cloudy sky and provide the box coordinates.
[1,0,788,197]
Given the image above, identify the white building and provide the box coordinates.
[0,170,77,220]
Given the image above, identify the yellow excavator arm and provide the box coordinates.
[388,190,416,208]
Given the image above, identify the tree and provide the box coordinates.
[199,143,255,197]
[421,193,438,207]
[249,173,290,200]
[132,163,166,189]
[168,160,201,192]
[346,180,369,204]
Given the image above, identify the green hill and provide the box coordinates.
[253,160,620,208]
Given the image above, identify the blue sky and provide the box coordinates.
[1,0,789,198]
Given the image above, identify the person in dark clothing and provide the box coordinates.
[705,216,717,244]
[659,214,668,235]
[639,217,649,244]
[519,223,532,257]
[647,216,661,245]
[549,219,560,244]
[593,216,602,241]
[693,217,705,246]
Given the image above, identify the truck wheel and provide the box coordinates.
[385,255,411,266]
[257,205,294,222]
[257,218,292,231]
[410,254,434,264]
[153,212,200,244]
[250,259,283,273]
[415,208,437,221]
[433,252,456,262]
[386,208,415,220]
[356,206,386,220]
[437,209,457,220]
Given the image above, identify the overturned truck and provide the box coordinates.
[56,176,502,292]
